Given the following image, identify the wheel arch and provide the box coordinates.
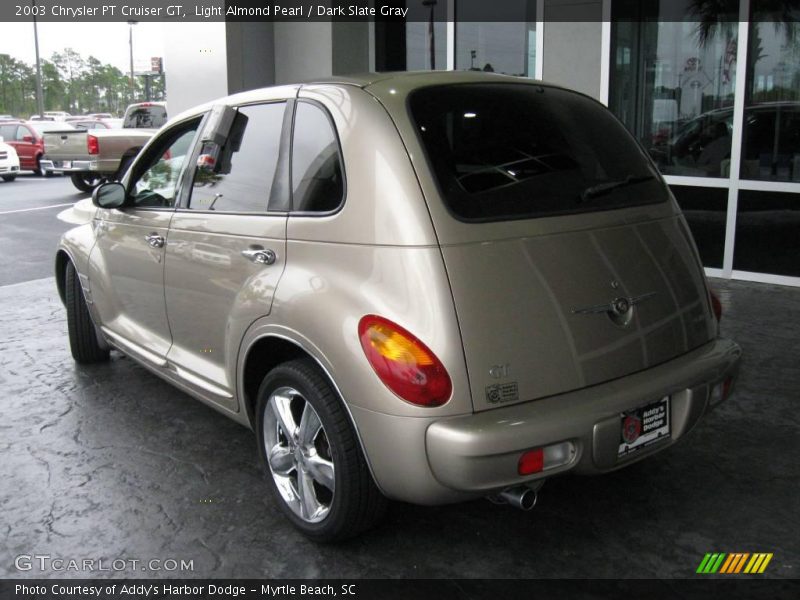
[239,332,384,494]
[54,249,72,305]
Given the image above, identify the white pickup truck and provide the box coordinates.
[40,102,167,192]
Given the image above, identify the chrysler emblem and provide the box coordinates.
[572,291,656,327]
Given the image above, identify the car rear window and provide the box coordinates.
[408,83,668,222]
[123,105,167,129]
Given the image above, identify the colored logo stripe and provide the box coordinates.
[744,553,773,574]
[697,553,726,573]
[719,553,749,573]
[697,553,773,574]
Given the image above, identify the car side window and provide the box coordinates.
[291,102,344,213]
[0,125,15,140]
[16,126,29,141]
[129,119,200,209]
[188,102,286,212]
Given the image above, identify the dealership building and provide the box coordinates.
[165,0,799,287]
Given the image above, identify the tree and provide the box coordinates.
[0,48,166,117]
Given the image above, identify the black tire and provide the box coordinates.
[70,172,101,193]
[34,157,50,177]
[65,261,110,364]
[256,359,387,542]
[1,175,16,182]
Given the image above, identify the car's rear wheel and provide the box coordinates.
[1,175,16,182]
[256,359,386,542]
[70,172,101,192]
[65,261,110,364]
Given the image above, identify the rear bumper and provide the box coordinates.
[425,337,741,495]
[352,337,740,505]
[40,159,94,173]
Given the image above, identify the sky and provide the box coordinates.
[0,21,164,73]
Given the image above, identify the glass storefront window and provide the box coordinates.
[742,3,800,181]
[455,1,537,76]
[671,185,728,268]
[610,1,739,178]
[734,190,800,276]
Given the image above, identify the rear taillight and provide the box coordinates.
[87,134,99,155]
[358,315,452,407]
[709,289,722,322]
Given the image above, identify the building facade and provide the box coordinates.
[165,0,800,287]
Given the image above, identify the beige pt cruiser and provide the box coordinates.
[55,72,742,541]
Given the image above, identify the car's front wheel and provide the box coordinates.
[1,175,16,182]
[65,262,110,364]
[256,359,386,542]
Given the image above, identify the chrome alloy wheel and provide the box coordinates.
[263,386,335,523]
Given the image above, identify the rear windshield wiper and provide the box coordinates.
[580,174,655,203]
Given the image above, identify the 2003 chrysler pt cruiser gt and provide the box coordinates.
[55,72,741,541]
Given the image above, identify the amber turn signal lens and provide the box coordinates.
[358,315,452,407]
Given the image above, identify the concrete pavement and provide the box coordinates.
[0,275,797,578]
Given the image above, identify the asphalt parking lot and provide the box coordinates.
[0,177,798,579]
[0,174,84,286]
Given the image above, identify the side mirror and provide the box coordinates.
[22,135,34,143]
[92,182,126,209]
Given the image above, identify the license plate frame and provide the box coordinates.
[618,396,670,458]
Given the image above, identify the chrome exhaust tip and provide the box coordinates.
[489,483,541,511]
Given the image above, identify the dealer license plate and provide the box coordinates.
[618,396,670,458]
[62,161,72,168]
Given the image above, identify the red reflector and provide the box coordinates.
[709,289,722,322]
[518,448,544,475]
[722,376,733,400]
[87,134,99,155]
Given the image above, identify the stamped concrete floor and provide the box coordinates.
[0,277,797,579]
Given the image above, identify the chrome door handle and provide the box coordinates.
[241,248,276,265]
[145,234,165,248]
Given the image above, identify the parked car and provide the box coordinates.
[649,101,800,180]
[41,102,166,192]
[28,115,56,122]
[0,120,75,175]
[55,72,741,541]
[0,137,21,181]
[43,111,71,121]
[86,112,114,119]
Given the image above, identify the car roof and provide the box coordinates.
[172,71,558,124]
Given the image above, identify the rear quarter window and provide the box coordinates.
[409,83,668,222]
[291,102,344,213]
